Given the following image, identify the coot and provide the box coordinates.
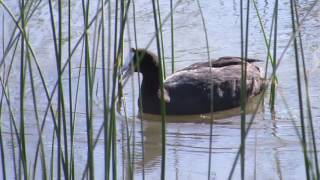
[122,48,264,115]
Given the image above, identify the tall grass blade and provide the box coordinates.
[108,0,121,179]
[170,0,174,74]
[0,32,20,180]
[270,0,278,111]
[155,0,166,78]
[1,2,60,162]
[289,0,310,179]
[0,74,21,178]
[293,1,320,178]
[27,42,48,180]
[228,2,320,179]
[125,7,137,178]
[47,0,62,178]
[239,0,250,179]
[194,0,214,179]
[49,129,55,180]
[100,0,111,179]
[81,0,95,179]
[58,0,70,178]
[251,0,276,72]
[104,0,112,178]
[0,100,6,180]
[0,108,6,180]
[131,0,146,178]
[151,0,167,179]
[0,11,7,180]
[67,0,75,179]
[19,0,28,178]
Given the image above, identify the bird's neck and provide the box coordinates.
[141,71,160,96]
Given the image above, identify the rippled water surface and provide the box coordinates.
[1,0,320,179]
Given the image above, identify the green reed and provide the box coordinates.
[48,0,69,178]
[127,1,137,178]
[1,1,42,179]
[105,0,112,179]
[228,1,320,179]
[19,1,28,179]
[131,0,146,179]
[2,33,21,180]
[270,0,278,112]
[155,0,166,79]
[0,11,6,180]
[118,1,133,179]
[239,0,251,179]
[82,0,95,179]
[194,1,213,180]
[67,0,75,179]
[255,0,279,112]
[293,0,319,178]
[289,0,310,178]
[252,0,280,111]
[101,0,109,179]
[0,8,41,178]
[170,0,175,74]
[151,1,167,179]
[27,39,48,180]
[294,2,320,179]
[0,0,102,179]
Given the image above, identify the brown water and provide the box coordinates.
[1,0,320,179]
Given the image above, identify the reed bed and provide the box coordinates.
[0,0,319,179]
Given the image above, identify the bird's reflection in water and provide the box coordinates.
[133,93,264,174]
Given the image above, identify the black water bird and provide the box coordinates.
[122,48,265,115]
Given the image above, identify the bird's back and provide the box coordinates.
[163,62,263,114]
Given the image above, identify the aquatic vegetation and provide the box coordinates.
[0,0,319,179]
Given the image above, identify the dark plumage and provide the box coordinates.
[122,48,265,115]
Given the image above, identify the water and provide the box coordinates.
[0,0,320,179]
